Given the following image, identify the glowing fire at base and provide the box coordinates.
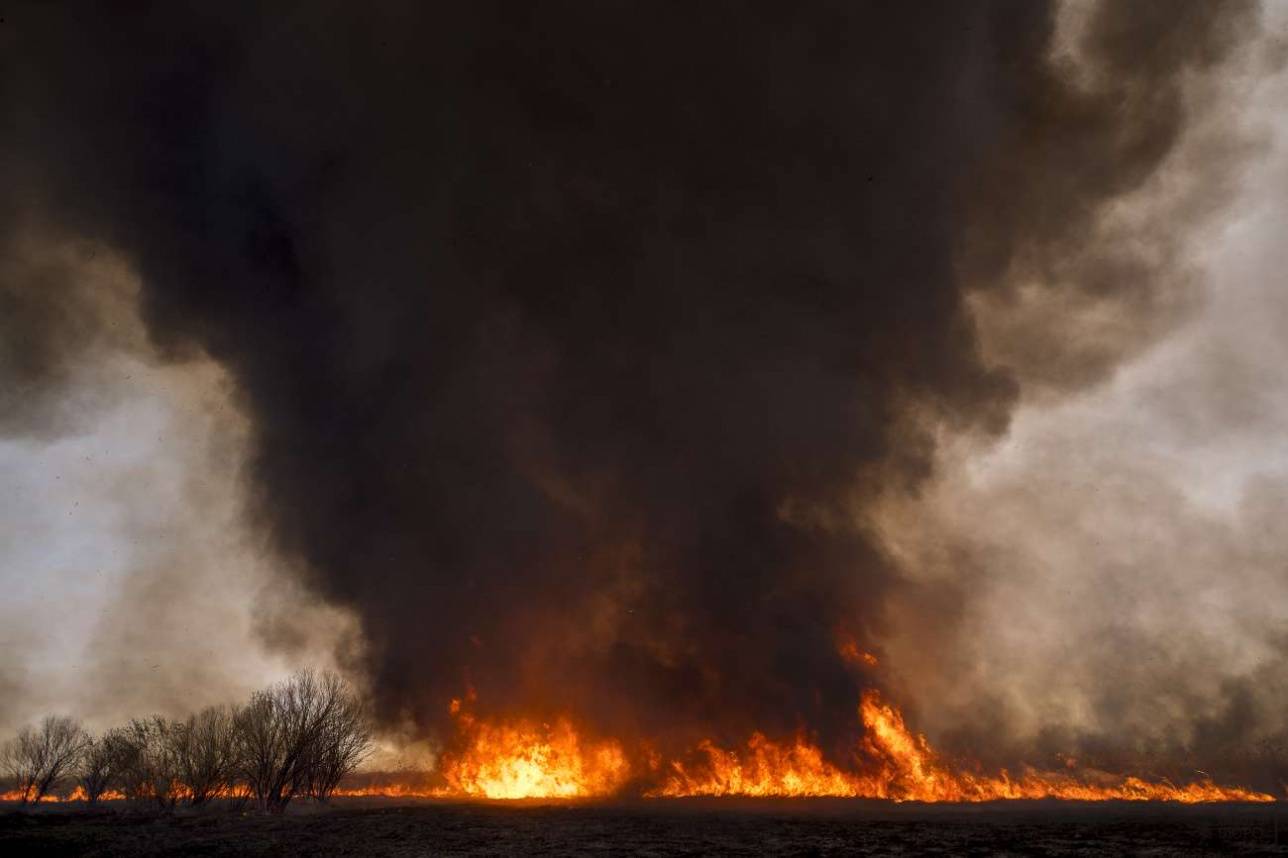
[0,786,126,803]
[649,691,1274,803]
[5,692,1275,804]
[432,704,629,799]
[369,690,1273,803]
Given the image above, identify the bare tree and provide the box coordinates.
[235,670,370,813]
[235,690,290,813]
[0,674,370,813]
[1,715,88,804]
[304,675,372,802]
[78,735,118,805]
[100,727,145,803]
[105,718,183,811]
[174,705,240,806]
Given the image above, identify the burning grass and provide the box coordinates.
[327,690,1274,805]
[5,688,1275,807]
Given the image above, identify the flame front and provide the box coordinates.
[433,711,629,799]
[652,734,875,798]
[649,690,1274,803]
[388,696,633,800]
[6,692,1274,805]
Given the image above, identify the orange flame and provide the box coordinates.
[651,734,877,798]
[0,786,127,803]
[429,702,629,799]
[649,690,1275,803]
[5,692,1273,805]
[837,633,879,668]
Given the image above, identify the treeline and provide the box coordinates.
[1,670,371,814]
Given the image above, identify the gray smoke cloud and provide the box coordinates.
[876,16,1288,791]
[0,229,351,734]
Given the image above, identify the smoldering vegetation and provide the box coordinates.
[0,0,1274,782]
[0,671,371,814]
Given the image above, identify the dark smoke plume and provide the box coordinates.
[0,0,1261,758]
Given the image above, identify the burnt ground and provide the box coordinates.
[1,798,1287,856]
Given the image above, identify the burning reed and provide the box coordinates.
[6,683,1273,808]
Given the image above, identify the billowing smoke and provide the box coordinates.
[877,18,1288,790]
[0,223,357,733]
[0,0,1265,764]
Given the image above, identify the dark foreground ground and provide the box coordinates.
[2,798,1287,857]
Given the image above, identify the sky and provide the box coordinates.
[1,0,1286,784]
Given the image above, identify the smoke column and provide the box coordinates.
[0,0,1265,761]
